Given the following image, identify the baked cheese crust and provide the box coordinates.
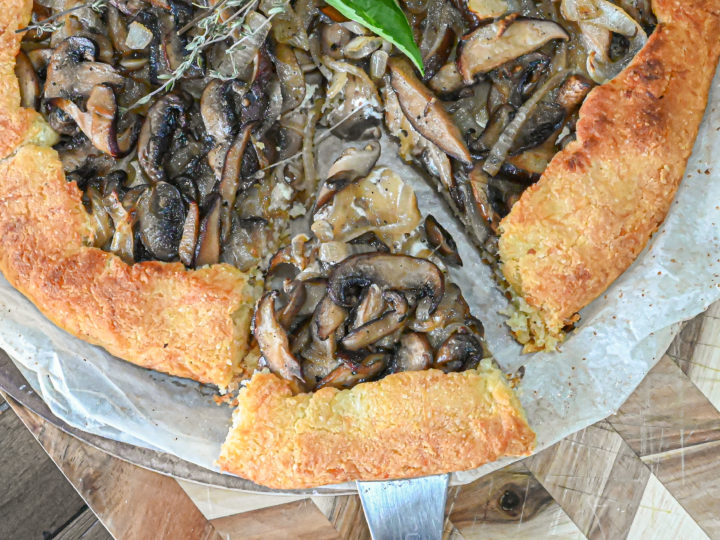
[218,364,535,489]
[499,0,720,350]
[0,1,257,388]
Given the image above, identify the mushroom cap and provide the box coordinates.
[328,253,445,314]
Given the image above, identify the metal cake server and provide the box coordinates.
[357,474,449,540]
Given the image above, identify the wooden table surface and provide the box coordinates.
[3,301,720,540]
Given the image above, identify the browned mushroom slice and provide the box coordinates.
[341,291,409,351]
[350,284,385,329]
[465,0,508,20]
[348,232,391,253]
[277,281,307,330]
[44,37,125,99]
[200,79,240,143]
[194,195,222,267]
[457,17,569,84]
[429,63,465,95]
[51,84,137,158]
[274,43,306,113]
[103,191,136,264]
[219,123,255,211]
[556,74,593,112]
[137,94,186,183]
[388,57,471,164]
[312,294,348,341]
[220,217,271,272]
[410,282,469,333]
[254,291,306,391]
[328,253,445,313]
[315,141,381,210]
[434,327,485,372]
[425,215,462,266]
[15,50,39,109]
[136,182,186,262]
[315,352,389,390]
[421,25,456,81]
[178,201,199,267]
[394,332,433,372]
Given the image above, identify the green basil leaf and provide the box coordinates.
[324,0,424,76]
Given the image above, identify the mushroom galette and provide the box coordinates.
[0,0,718,488]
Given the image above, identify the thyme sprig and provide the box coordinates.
[16,0,107,37]
[129,0,280,110]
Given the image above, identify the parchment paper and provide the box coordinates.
[1,64,718,490]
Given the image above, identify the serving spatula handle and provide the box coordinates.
[357,474,449,540]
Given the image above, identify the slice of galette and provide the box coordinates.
[218,153,534,488]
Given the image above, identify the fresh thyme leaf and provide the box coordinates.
[324,0,424,76]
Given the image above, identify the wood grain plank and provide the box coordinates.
[211,499,341,540]
[670,302,720,411]
[627,475,709,540]
[0,400,86,540]
[526,421,650,539]
[55,507,112,540]
[4,395,221,540]
[447,462,584,539]
[177,479,307,520]
[609,355,720,538]
[310,495,371,540]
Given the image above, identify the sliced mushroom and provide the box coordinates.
[341,291,409,351]
[200,79,240,142]
[15,50,39,109]
[194,195,221,267]
[457,17,569,84]
[328,253,445,313]
[343,36,383,60]
[103,191,136,264]
[277,281,307,330]
[315,352,389,390]
[51,84,138,157]
[254,291,306,391]
[429,63,465,96]
[219,123,255,211]
[178,201,199,267]
[219,216,270,272]
[313,168,422,247]
[465,0,508,20]
[389,57,472,164]
[321,23,352,59]
[470,103,514,157]
[274,43,306,112]
[315,140,381,210]
[312,293,348,341]
[135,182,185,261]
[556,74,593,112]
[410,282,469,333]
[394,333,433,372]
[348,232,391,253]
[137,94,186,183]
[44,37,125,99]
[350,284,385,329]
[425,215,462,266]
[422,25,456,80]
[433,328,485,372]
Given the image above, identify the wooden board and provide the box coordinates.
[3,302,720,539]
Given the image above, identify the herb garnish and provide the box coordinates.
[324,0,424,76]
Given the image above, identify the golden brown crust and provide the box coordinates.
[0,1,256,388]
[499,0,720,349]
[0,144,256,387]
[0,0,44,160]
[218,364,535,489]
